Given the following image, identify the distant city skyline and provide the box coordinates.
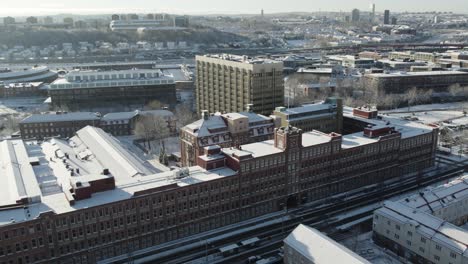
[0,0,467,16]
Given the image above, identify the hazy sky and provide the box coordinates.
[1,0,467,16]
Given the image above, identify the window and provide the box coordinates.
[435,244,442,251]
[421,237,426,243]
[434,255,440,261]
[450,252,457,259]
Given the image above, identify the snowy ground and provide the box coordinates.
[342,232,404,264]
[116,135,181,172]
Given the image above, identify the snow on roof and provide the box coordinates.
[72,126,156,181]
[377,201,468,254]
[0,130,237,226]
[302,131,333,147]
[341,132,379,149]
[21,112,100,124]
[397,175,468,215]
[367,70,468,78]
[0,140,42,207]
[184,112,273,138]
[343,107,434,139]
[223,140,283,159]
[277,102,336,116]
[184,114,227,137]
[284,224,370,264]
[101,111,138,121]
[0,66,49,79]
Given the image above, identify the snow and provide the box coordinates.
[223,140,283,158]
[284,224,370,264]
[341,232,403,264]
[301,131,333,147]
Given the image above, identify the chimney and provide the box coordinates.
[246,104,254,113]
[202,110,209,120]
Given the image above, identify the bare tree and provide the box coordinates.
[175,103,197,129]
[406,87,419,111]
[134,115,170,151]
[144,100,164,110]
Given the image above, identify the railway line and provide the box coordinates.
[100,155,467,264]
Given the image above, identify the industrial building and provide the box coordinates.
[0,107,438,264]
[0,82,47,98]
[0,66,58,84]
[195,54,284,116]
[364,71,468,94]
[373,175,468,264]
[180,106,280,166]
[48,69,177,107]
[284,224,370,264]
[19,110,176,139]
[273,98,343,134]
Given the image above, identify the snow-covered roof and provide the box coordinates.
[223,140,283,159]
[0,127,237,227]
[21,112,100,124]
[343,107,435,139]
[276,102,336,117]
[377,201,468,255]
[367,70,468,78]
[398,175,468,214]
[183,112,273,138]
[284,224,370,264]
[0,66,50,79]
[0,140,42,207]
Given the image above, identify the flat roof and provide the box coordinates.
[21,112,100,124]
[367,70,468,78]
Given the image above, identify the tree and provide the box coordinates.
[134,114,170,152]
[406,87,419,111]
[144,100,164,110]
[175,103,197,128]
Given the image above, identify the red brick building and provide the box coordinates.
[0,109,438,264]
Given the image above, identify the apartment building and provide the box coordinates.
[196,54,284,116]
[373,176,468,264]
[273,98,343,134]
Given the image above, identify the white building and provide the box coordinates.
[373,176,468,264]
[284,224,370,264]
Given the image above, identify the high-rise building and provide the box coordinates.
[195,54,284,116]
[391,16,397,25]
[111,14,120,20]
[371,3,376,22]
[384,10,390,24]
[351,9,360,22]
